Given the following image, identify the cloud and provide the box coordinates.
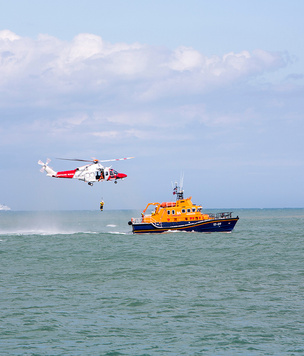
[0,30,294,151]
[166,47,283,77]
[167,46,203,71]
[0,29,21,41]
[0,30,286,98]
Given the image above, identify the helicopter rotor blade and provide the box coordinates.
[55,156,134,164]
[56,158,94,163]
[98,157,134,163]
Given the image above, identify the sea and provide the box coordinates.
[0,209,303,356]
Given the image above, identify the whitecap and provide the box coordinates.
[0,229,96,236]
[109,231,127,235]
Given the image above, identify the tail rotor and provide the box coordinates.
[38,159,56,177]
[38,158,51,172]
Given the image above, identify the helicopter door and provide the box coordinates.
[96,168,104,181]
[104,167,110,181]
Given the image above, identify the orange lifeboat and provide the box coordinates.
[128,182,239,233]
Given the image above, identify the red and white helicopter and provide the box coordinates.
[38,157,133,186]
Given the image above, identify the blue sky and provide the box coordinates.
[0,0,303,210]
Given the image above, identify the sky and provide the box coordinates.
[0,0,303,210]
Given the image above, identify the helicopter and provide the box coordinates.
[38,157,133,186]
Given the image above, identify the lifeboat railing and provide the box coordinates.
[208,212,233,219]
[132,215,164,228]
[132,217,143,224]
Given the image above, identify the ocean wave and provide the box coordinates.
[0,229,97,236]
[0,229,132,237]
[108,231,128,235]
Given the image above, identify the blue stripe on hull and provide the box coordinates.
[131,218,239,234]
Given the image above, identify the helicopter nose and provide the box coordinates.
[116,173,127,179]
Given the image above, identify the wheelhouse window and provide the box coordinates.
[192,208,196,212]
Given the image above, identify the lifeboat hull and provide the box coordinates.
[129,217,239,234]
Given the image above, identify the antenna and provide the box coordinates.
[172,173,184,200]
[180,172,184,191]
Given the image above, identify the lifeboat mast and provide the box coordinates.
[173,181,184,200]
